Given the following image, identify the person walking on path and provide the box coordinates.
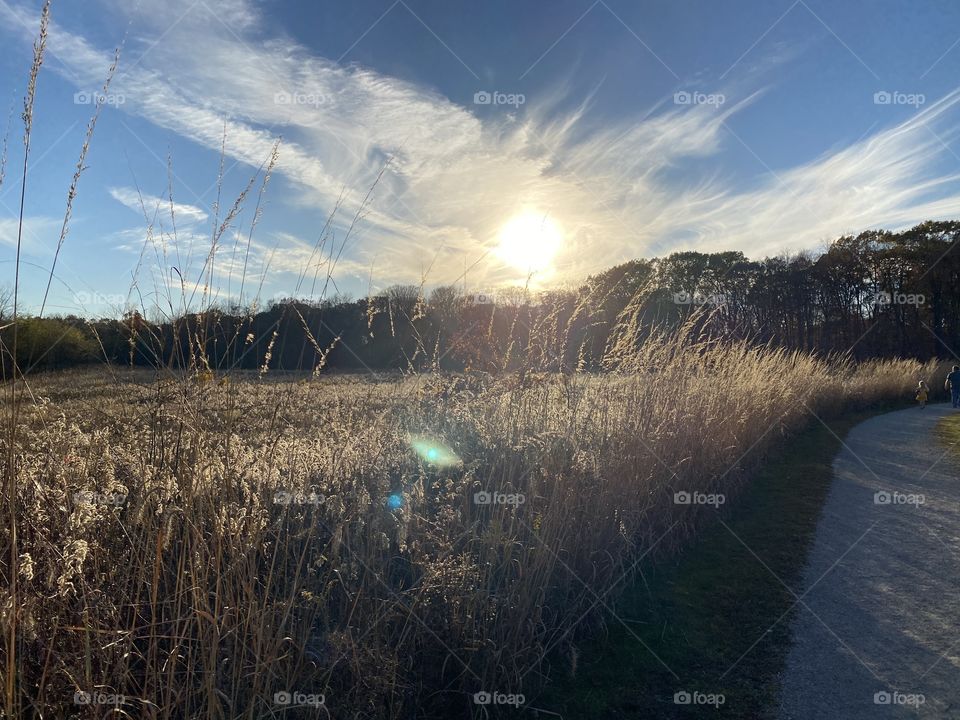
[946,365,960,408]
[916,380,929,409]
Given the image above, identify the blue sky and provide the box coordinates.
[1,0,960,318]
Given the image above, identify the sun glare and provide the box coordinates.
[496,211,563,273]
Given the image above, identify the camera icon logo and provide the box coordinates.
[74,691,91,705]
[474,491,492,505]
[274,92,292,105]
[673,291,691,305]
[874,91,892,105]
[674,491,691,505]
[874,691,891,704]
[274,691,292,705]
[473,91,492,105]
[466,291,495,305]
[874,491,891,505]
[674,91,691,105]
[674,691,692,704]
[473,691,492,704]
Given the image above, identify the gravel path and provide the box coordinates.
[778,403,960,719]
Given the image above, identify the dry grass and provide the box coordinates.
[0,332,945,718]
[0,7,949,716]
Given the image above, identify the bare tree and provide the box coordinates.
[0,285,13,322]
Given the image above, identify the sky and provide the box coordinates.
[1,0,960,318]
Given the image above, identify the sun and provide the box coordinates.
[496,211,563,273]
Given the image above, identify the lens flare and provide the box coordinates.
[409,435,460,467]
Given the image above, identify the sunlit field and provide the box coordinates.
[4,339,943,717]
[3,1,960,718]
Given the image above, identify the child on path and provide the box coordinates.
[916,381,929,409]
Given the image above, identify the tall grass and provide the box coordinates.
[0,5,950,717]
[4,4,51,716]
[1,337,943,717]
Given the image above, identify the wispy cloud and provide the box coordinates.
[108,186,209,224]
[0,216,61,251]
[3,0,960,298]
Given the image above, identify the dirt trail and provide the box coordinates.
[778,404,960,719]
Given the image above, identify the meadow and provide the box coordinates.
[0,7,953,716]
[2,332,944,718]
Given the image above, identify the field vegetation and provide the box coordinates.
[2,338,945,717]
[0,6,954,717]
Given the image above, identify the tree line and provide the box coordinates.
[4,220,959,375]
